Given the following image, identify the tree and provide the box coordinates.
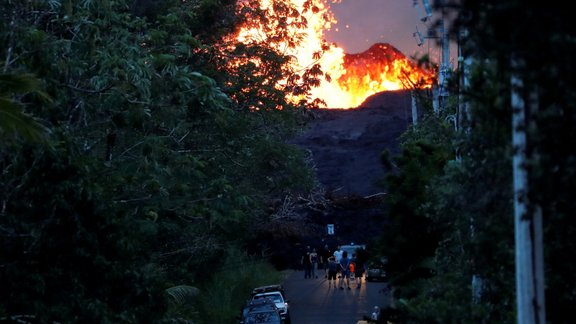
[1,0,317,322]
[449,1,576,322]
[380,1,576,322]
[377,110,453,297]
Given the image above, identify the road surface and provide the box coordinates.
[282,270,391,324]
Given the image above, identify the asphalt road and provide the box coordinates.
[282,270,391,324]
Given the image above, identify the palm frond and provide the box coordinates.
[165,285,200,305]
[0,73,50,101]
[0,73,51,142]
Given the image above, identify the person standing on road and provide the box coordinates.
[351,253,365,289]
[320,244,331,278]
[310,248,319,278]
[333,245,343,263]
[301,246,312,279]
[326,256,338,287]
[339,251,351,290]
[371,306,380,321]
[333,245,344,281]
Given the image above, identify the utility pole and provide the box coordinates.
[458,28,471,131]
[437,4,450,111]
[410,90,418,126]
[412,0,452,114]
[411,0,434,121]
[510,57,546,324]
[415,0,450,113]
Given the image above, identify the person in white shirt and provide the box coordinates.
[309,248,319,278]
[333,245,343,262]
[371,306,380,320]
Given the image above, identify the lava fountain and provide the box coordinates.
[231,0,433,108]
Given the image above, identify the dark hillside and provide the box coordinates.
[292,90,412,197]
[288,90,413,250]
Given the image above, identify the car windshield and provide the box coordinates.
[340,244,366,257]
[253,293,283,304]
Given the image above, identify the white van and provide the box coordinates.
[339,243,366,257]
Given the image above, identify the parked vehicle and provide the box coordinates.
[239,298,282,324]
[339,243,366,257]
[365,259,387,282]
[250,285,291,324]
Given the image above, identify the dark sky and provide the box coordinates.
[324,0,443,60]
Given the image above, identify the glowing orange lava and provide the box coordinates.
[336,43,434,108]
[231,0,434,108]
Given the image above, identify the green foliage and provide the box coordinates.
[380,60,518,322]
[0,73,51,143]
[164,285,200,322]
[378,1,576,322]
[208,0,332,111]
[0,0,316,322]
[377,109,454,288]
[194,247,286,324]
[0,140,170,322]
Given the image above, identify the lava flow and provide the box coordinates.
[334,43,434,108]
[231,0,434,108]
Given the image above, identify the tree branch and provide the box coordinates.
[64,83,114,94]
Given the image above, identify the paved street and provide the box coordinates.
[282,270,391,324]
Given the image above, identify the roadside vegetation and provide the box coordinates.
[374,1,576,323]
[1,0,316,322]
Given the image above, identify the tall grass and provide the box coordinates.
[195,247,288,324]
